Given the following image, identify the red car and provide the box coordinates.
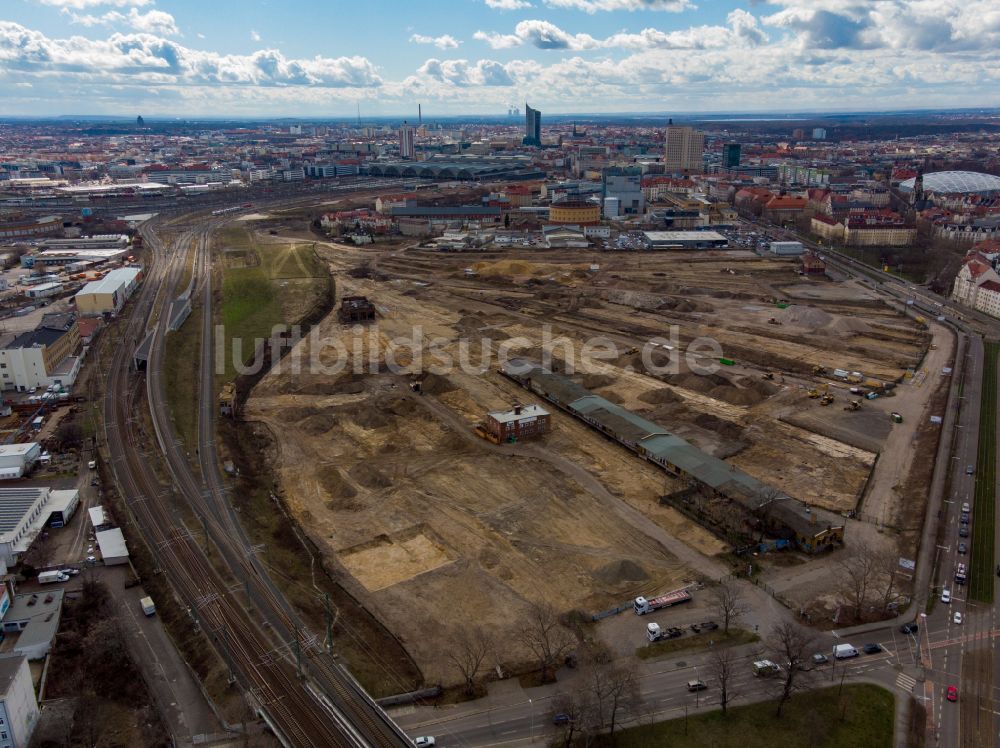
[946,686,958,702]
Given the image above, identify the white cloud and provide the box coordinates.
[0,22,382,88]
[409,33,461,49]
[542,0,694,13]
[64,8,179,36]
[476,20,600,49]
[477,12,764,50]
[250,30,261,42]
[38,0,151,7]
[4,2,1000,115]
[485,0,533,8]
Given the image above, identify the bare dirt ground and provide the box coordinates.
[243,239,935,682]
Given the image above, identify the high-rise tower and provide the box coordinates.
[524,103,541,146]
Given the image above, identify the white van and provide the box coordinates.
[833,643,859,659]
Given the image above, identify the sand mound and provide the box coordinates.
[354,408,391,429]
[318,466,361,511]
[595,559,649,587]
[737,376,779,398]
[581,373,616,389]
[668,372,731,394]
[709,385,764,406]
[301,413,337,436]
[693,413,744,441]
[829,317,872,335]
[638,388,681,405]
[419,373,457,396]
[349,462,392,490]
[777,305,832,329]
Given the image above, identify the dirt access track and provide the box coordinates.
[244,238,931,685]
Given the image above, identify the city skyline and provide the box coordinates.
[2,0,1000,117]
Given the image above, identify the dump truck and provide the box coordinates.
[820,393,834,406]
[634,588,693,615]
[140,596,156,616]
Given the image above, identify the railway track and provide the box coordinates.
[101,221,409,746]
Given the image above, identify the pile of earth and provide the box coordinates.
[318,465,362,511]
[638,387,681,405]
[693,413,745,441]
[301,412,337,436]
[349,462,392,490]
[418,372,458,395]
[594,559,650,587]
[581,373,616,389]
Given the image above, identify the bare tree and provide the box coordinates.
[581,643,641,740]
[447,625,493,697]
[707,644,738,717]
[711,577,749,634]
[874,547,903,614]
[550,689,594,748]
[517,601,575,684]
[836,541,880,622]
[752,487,784,543]
[770,621,816,718]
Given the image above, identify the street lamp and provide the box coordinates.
[528,698,533,741]
[918,613,928,680]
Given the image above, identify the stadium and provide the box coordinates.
[899,170,1000,195]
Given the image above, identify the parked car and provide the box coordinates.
[88,460,97,469]
[961,502,970,513]
[966,465,974,475]
[863,643,882,654]
[953,612,963,625]
[414,738,436,748]
[958,543,967,555]
[959,527,969,538]
[941,588,952,603]
[960,512,970,523]
[811,653,829,665]
[946,686,958,702]
[900,623,919,635]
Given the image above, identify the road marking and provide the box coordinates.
[896,673,917,692]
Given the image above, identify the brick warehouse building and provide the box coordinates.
[484,404,551,443]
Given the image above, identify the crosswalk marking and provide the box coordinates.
[897,673,917,692]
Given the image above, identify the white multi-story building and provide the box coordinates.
[951,251,1000,318]
[0,654,39,748]
[399,122,415,160]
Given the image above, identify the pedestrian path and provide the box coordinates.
[896,672,917,693]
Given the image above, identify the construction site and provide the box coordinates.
[238,229,951,683]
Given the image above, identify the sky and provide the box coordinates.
[1,0,999,118]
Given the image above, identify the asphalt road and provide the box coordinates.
[393,624,919,747]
